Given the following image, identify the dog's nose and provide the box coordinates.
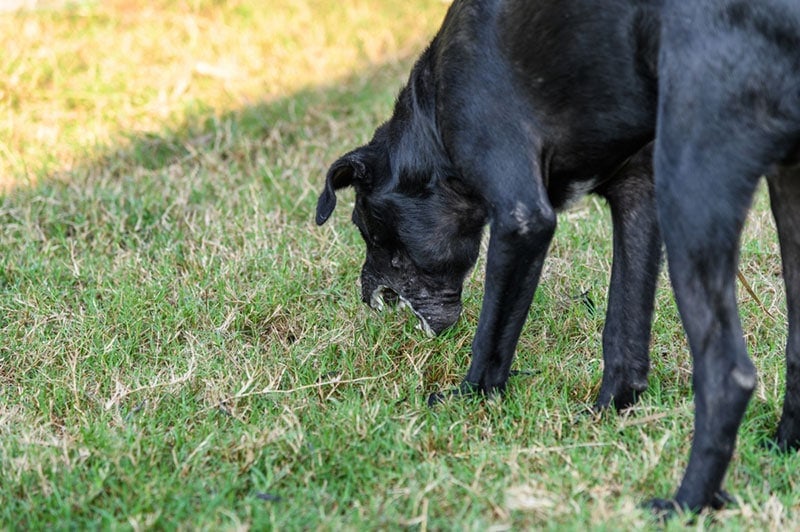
[416,300,463,336]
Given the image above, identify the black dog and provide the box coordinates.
[316,0,800,514]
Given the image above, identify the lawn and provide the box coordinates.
[1,0,798,529]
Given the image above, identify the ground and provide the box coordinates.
[0,0,797,528]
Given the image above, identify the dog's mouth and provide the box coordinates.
[369,285,399,311]
[369,285,436,337]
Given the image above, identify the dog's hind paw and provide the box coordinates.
[765,437,800,453]
[710,489,736,510]
[642,498,682,521]
[769,422,800,453]
[643,490,736,521]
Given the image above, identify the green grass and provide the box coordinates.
[1,0,798,529]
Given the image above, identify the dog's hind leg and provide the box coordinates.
[642,1,800,510]
[595,144,661,411]
[644,78,787,511]
[649,137,763,512]
[768,166,800,451]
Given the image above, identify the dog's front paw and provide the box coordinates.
[595,380,647,411]
[427,369,536,406]
[643,498,682,521]
[427,380,480,407]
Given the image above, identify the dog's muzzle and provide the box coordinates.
[369,285,436,337]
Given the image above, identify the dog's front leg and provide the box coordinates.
[429,159,556,403]
[595,145,662,410]
[466,202,556,393]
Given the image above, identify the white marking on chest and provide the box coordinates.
[564,177,602,205]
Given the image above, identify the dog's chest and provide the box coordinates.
[546,176,602,211]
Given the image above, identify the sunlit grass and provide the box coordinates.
[0,0,440,184]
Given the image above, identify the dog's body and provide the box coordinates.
[316,0,800,513]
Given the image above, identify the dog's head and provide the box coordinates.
[316,85,487,335]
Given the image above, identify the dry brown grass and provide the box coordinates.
[1,1,798,529]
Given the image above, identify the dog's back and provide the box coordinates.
[661,0,800,172]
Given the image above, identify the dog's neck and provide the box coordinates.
[386,42,454,195]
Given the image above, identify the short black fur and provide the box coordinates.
[316,0,800,516]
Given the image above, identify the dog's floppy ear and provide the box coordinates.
[316,148,372,225]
